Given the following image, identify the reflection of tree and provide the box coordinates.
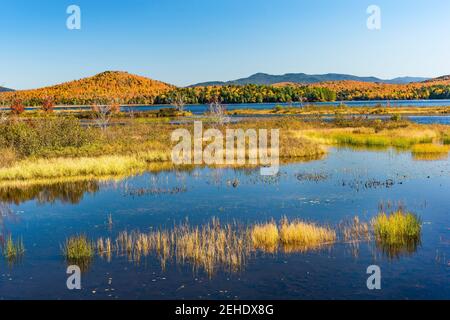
[0,180,100,205]
[0,203,19,247]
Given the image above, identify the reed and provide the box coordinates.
[250,222,279,252]
[3,235,25,260]
[411,144,449,154]
[62,235,95,260]
[372,210,421,258]
[279,217,336,247]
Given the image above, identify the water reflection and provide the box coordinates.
[0,180,100,205]
[61,216,422,277]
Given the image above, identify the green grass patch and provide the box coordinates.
[372,210,421,258]
[62,235,95,260]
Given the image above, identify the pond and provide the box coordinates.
[0,148,449,299]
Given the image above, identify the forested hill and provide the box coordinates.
[0,71,174,105]
[2,72,450,106]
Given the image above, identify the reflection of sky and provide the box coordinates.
[1,148,449,299]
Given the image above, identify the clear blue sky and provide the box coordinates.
[1,0,450,89]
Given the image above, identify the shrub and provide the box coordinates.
[41,97,55,113]
[0,117,95,157]
[10,99,25,115]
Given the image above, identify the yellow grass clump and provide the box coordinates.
[279,218,336,247]
[411,144,449,154]
[0,155,148,181]
[251,222,279,251]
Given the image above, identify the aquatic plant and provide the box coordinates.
[2,235,25,260]
[62,235,95,260]
[279,217,336,247]
[372,210,421,258]
[250,222,279,252]
[411,143,449,154]
[341,216,370,242]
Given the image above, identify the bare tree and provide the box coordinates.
[92,104,112,130]
[0,95,9,123]
[170,92,186,112]
[207,97,230,126]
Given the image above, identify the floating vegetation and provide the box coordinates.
[2,235,25,261]
[125,186,187,197]
[295,172,330,182]
[341,178,396,191]
[372,210,422,258]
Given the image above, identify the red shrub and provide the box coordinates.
[10,99,25,115]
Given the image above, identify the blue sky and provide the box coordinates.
[1,0,450,89]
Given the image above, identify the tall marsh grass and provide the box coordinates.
[411,144,449,154]
[372,210,421,258]
[279,217,336,247]
[62,235,95,260]
[2,235,25,261]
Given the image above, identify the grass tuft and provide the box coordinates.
[411,144,449,154]
[251,222,279,251]
[3,235,25,260]
[62,235,95,260]
[279,217,336,246]
[372,210,421,258]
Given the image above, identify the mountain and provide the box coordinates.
[1,71,175,105]
[423,75,450,83]
[0,86,14,92]
[190,73,430,87]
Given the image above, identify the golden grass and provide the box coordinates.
[3,235,25,260]
[251,222,279,252]
[411,144,449,154]
[52,213,424,276]
[0,155,149,181]
[113,219,250,276]
[341,216,370,242]
[279,217,336,246]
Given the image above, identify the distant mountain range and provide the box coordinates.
[190,73,430,87]
[0,86,14,92]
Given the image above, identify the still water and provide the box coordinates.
[0,148,449,299]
